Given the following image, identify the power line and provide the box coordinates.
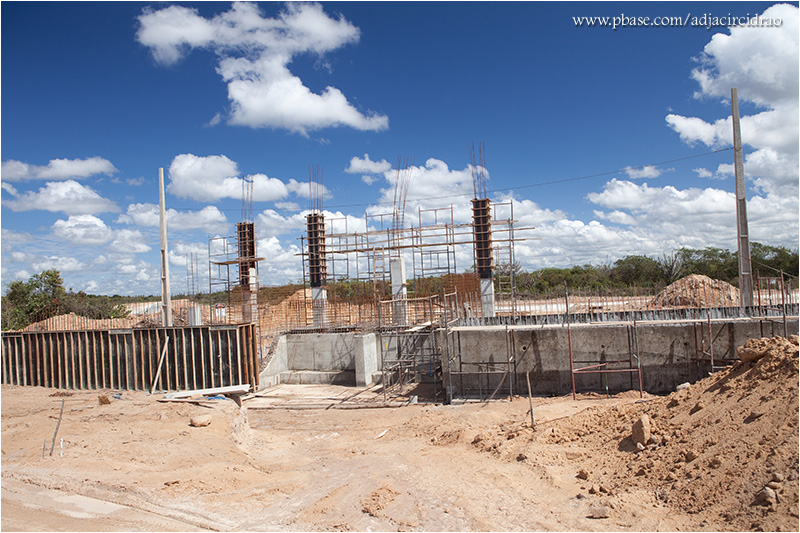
[173,147,733,212]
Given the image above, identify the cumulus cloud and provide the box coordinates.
[363,157,477,225]
[32,256,86,272]
[110,229,152,254]
[137,2,388,135]
[167,153,289,202]
[118,202,230,234]
[51,215,114,245]
[1,156,117,181]
[665,3,798,200]
[345,154,392,175]
[623,165,662,179]
[286,178,330,200]
[693,167,713,179]
[2,180,118,215]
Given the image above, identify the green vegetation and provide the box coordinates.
[511,243,797,294]
[4,244,796,330]
[1,269,130,331]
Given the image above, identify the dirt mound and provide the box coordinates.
[650,273,740,308]
[487,336,799,531]
[22,312,137,332]
[738,335,799,362]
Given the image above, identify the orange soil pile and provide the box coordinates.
[22,313,137,332]
[475,336,799,531]
[650,273,740,307]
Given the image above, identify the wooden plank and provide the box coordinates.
[208,329,216,389]
[131,330,139,391]
[164,384,250,399]
[181,329,189,391]
[250,325,259,389]
[56,332,64,389]
[70,331,77,390]
[200,327,208,390]
[99,331,106,389]
[226,329,234,387]
[150,336,170,395]
[189,328,197,391]
[235,326,243,386]
[90,331,98,390]
[47,333,54,388]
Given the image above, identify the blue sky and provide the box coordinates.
[2,1,798,295]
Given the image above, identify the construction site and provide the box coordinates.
[2,139,799,531]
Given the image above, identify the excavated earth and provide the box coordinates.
[1,337,798,531]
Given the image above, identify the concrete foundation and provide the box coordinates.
[258,317,798,396]
[259,332,380,388]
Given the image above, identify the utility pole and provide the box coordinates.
[731,88,753,307]
[159,167,173,326]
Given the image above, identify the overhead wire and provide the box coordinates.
[172,147,734,212]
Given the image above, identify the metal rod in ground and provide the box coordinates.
[49,399,65,456]
[526,370,535,429]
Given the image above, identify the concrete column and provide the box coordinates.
[312,286,327,328]
[480,278,496,318]
[354,333,378,387]
[243,269,258,323]
[187,306,202,326]
[390,256,408,325]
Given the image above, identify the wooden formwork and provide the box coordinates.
[1,324,258,392]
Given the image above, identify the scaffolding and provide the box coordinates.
[565,285,644,400]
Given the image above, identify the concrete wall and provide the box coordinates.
[447,318,798,397]
[256,317,797,396]
[258,332,381,388]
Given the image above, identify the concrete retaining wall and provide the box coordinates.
[447,317,798,397]
[257,317,797,396]
[259,332,380,388]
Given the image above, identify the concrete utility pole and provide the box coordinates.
[159,167,173,326]
[731,88,753,307]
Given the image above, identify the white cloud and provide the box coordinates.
[346,154,392,175]
[137,2,388,135]
[110,229,152,254]
[256,209,308,238]
[2,180,118,215]
[286,178,330,199]
[693,167,713,179]
[361,175,377,185]
[623,165,661,179]
[32,256,86,273]
[365,158,476,225]
[51,215,114,245]
[117,202,230,234]
[167,153,288,202]
[690,4,799,107]
[666,3,798,203]
[1,156,117,181]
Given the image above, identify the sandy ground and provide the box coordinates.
[2,337,798,531]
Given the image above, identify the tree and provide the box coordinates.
[609,255,661,287]
[750,243,799,278]
[2,269,129,331]
[656,252,684,284]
